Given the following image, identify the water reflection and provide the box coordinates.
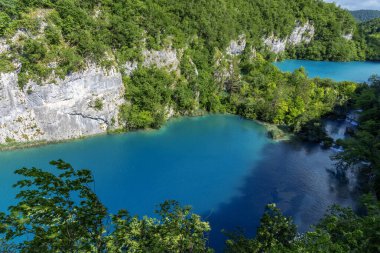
[206,140,358,251]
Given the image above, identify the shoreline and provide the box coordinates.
[0,131,122,152]
[0,113,291,152]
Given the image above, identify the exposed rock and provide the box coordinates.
[343,33,353,40]
[288,21,314,45]
[0,66,124,144]
[124,61,138,75]
[263,36,287,54]
[124,47,180,75]
[142,48,180,72]
[263,21,315,54]
[165,106,176,118]
[0,72,40,143]
[226,35,247,55]
[0,39,10,54]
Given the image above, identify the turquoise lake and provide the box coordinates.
[275,60,380,82]
[0,115,357,251]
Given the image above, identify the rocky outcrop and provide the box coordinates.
[264,21,315,54]
[343,33,353,40]
[226,35,247,55]
[124,47,180,75]
[0,66,124,144]
[0,42,185,145]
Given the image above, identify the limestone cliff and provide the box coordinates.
[263,21,315,54]
[0,66,124,143]
[124,47,180,75]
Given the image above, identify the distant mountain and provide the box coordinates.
[351,10,380,22]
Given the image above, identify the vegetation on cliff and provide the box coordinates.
[0,0,364,86]
[119,54,356,143]
[0,0,370,137]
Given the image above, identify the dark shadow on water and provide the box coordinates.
[203,140,359,252]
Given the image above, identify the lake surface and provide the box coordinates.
[275,60,380,82]
[0,115,357,251]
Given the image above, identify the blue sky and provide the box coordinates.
[324,0,380,10]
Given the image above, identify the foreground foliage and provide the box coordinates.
[226,76,380,253]
[0,160,211,252]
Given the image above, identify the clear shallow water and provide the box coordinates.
[275,60,380,82]
[0,115,356,251]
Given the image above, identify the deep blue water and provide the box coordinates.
[274,60,380,82]
[0,115,356,251]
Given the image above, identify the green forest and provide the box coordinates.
[359,18,380,60]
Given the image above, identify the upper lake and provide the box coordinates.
[0,115,357,251]
[275,60,380,82]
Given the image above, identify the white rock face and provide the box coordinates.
[124,61,138,76]
[343,33,353,40]
[288,21,315,45]
[124,47,180,75]
[226,35,247,55]
[264,21,315,54]
[0,66,124,144]
[142,48,179,71]
[0,39,10,54]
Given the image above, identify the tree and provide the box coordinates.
[107,201,212,253]
[0,161,212,252]
[1,160,108,252]
[225,203,296,253]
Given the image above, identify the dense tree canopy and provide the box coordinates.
[0,0,364,87]
[359,18,380,60]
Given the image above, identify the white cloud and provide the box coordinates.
[324,0,380,10]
